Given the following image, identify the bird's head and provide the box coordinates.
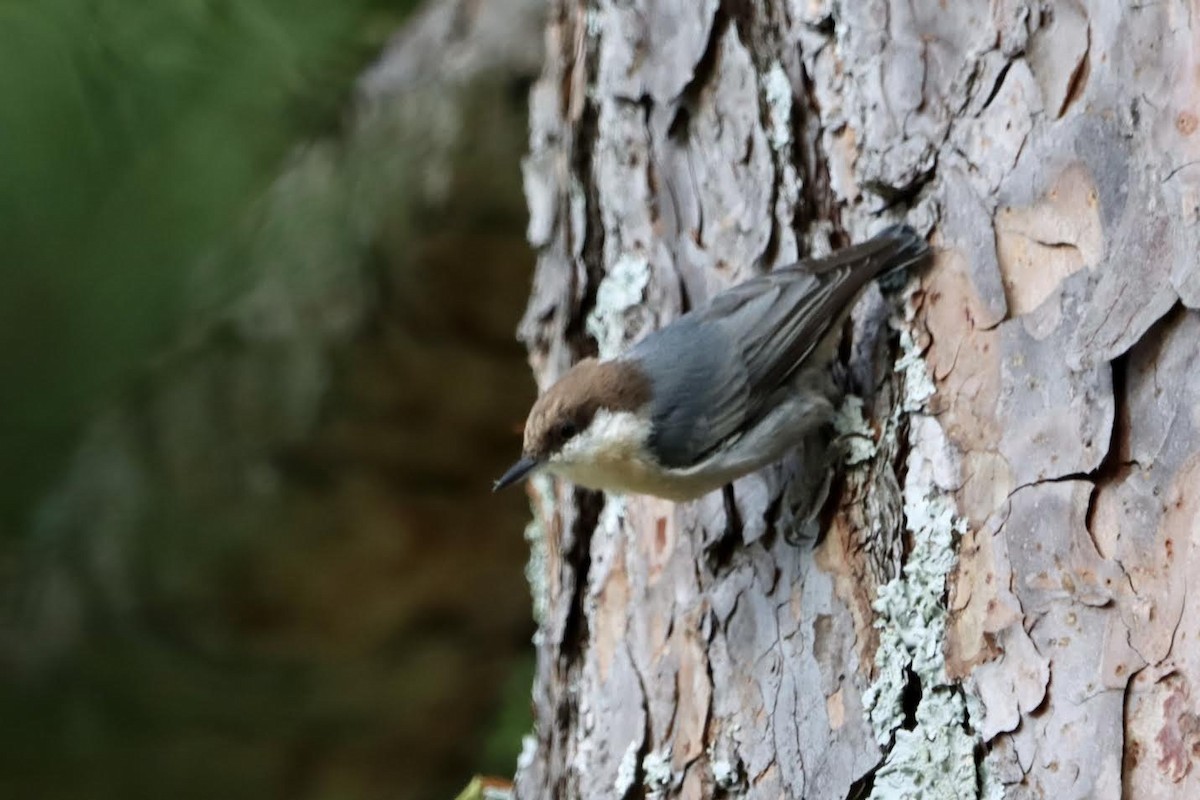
[494,358,652,491]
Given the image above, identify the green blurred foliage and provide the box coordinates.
[0,2,541,797]
[0,0,415,535]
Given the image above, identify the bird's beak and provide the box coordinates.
[493,456,540,492]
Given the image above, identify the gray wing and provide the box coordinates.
[628,225,928,467]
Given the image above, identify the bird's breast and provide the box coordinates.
[549,409,723,500]
[551,454,725,501]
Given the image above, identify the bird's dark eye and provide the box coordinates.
[557,420,579,441]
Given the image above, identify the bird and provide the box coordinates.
[494,225,930,501]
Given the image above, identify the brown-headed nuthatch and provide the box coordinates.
[495,225,930,501]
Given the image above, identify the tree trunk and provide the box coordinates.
[515,1,1200,797]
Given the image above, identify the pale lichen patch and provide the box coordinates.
[834,395,878,466]
[760,60,802,262]
[642,749,673,794]
[762,63,793,153]
[709,750,742,791]
[862,292,998,799]
[586,253,651,359]
[613,739,640,796]
[524,473,557,626]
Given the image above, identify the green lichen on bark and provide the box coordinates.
[862,295,1000,800]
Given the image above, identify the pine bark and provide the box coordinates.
[516,1,1200,797]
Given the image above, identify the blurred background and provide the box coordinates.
[0,1,544,798]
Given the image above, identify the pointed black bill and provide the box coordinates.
[493,456,539,491]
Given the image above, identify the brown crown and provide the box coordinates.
[523,358,652,459]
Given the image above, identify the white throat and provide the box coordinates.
[547,409,658,493]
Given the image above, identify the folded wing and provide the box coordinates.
[628,226,928,468]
